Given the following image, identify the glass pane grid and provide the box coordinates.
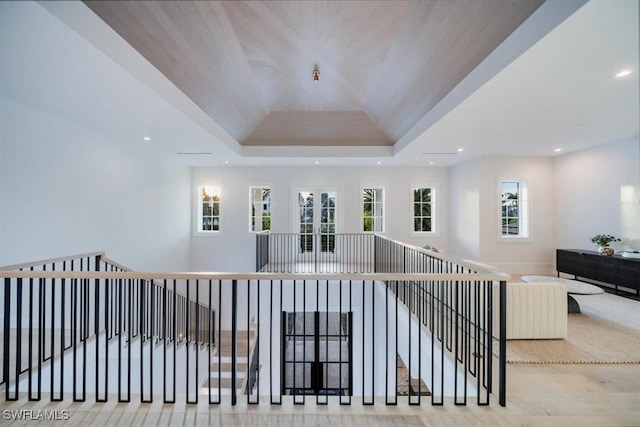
[249,187,271,232]
[363,187,384,232]
[283,312,350,395]
[501,181,521,236]
[413,187,433,232]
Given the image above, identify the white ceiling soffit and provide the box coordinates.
[0,0,241,168]
[398,0,639,166]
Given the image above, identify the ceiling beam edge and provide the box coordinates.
[242,145,393,158]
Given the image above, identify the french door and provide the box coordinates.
[296,189,337,254]
[282,311,352,396]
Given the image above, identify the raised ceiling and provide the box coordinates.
[84,0,544,148]
[3,1,635,168]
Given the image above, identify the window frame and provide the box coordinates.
[361,186,385,233]
[411,185,436,235]
[499,179,530,240]
[249,185,272,233]
[196,185,222,235]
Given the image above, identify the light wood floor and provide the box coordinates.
[1,294,639,426]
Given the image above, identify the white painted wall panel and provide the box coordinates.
[450,156,555,274]
[554,137,640,253]
[449,160,481,261]
[478,156,555,274]
[0,96,191,271]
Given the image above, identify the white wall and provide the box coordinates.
[450,156,555,274]
[554,136,640,252]
[0,96,192,271]
[5,90,635,277]
[449,160,481,260]
[450,139,640,275]
[478,156,555,274]
[191,166,450,271]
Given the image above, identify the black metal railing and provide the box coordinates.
[256,233,375,273]
[257,233,508,406]
[372,235,508,406]
[256,232,270,272]
[0,253,216,403]
[1,243,508,407]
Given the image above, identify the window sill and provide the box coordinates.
[411,231,438,237]
[497,236,532,243]
[194,231,223,237]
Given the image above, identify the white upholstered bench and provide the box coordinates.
[521,275,604,313]
[492,281,568,340]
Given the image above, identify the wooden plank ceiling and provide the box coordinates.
[84,0,544,148]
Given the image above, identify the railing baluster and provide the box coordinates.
[3,278,13,400]
[58,269,66,401]
[118,277,123,401]
[36,272,43,401]
[231,279,238,406]
[499,280,507,407]
[104,274,109,401]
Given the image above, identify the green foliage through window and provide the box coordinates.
[250,187,271,232]
[413,187,433,232]
[362,188,383,232]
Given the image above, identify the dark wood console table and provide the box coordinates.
[556,249,640,296]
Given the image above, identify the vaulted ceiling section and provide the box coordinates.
[84,0,544,148]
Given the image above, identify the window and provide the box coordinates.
[501,181,529,238]
[250,186,271,232]
[413,187,434,233]
[199,186,220,232]
[362,187,384,232]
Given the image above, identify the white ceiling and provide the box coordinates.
[0,0,638,167]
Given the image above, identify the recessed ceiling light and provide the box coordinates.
[429,161,435,165]
[554,148,562,152]
[224,161,229,164]
[457,148,464,152]
[314,161,320,164]
[376,161,382,165]
[615,69,632,78]
[143,136,151,141]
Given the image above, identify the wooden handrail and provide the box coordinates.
[100,255,133,272]
[0,251,105,271]
[0,270,511,282]
[372,233,505,274]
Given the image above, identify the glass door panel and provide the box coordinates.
[298,191,314,253]
[296,189,337,255]
[320,191,336,253]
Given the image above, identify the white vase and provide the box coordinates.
[598,246,614,256]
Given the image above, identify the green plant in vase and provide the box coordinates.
[590,234,621,256]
